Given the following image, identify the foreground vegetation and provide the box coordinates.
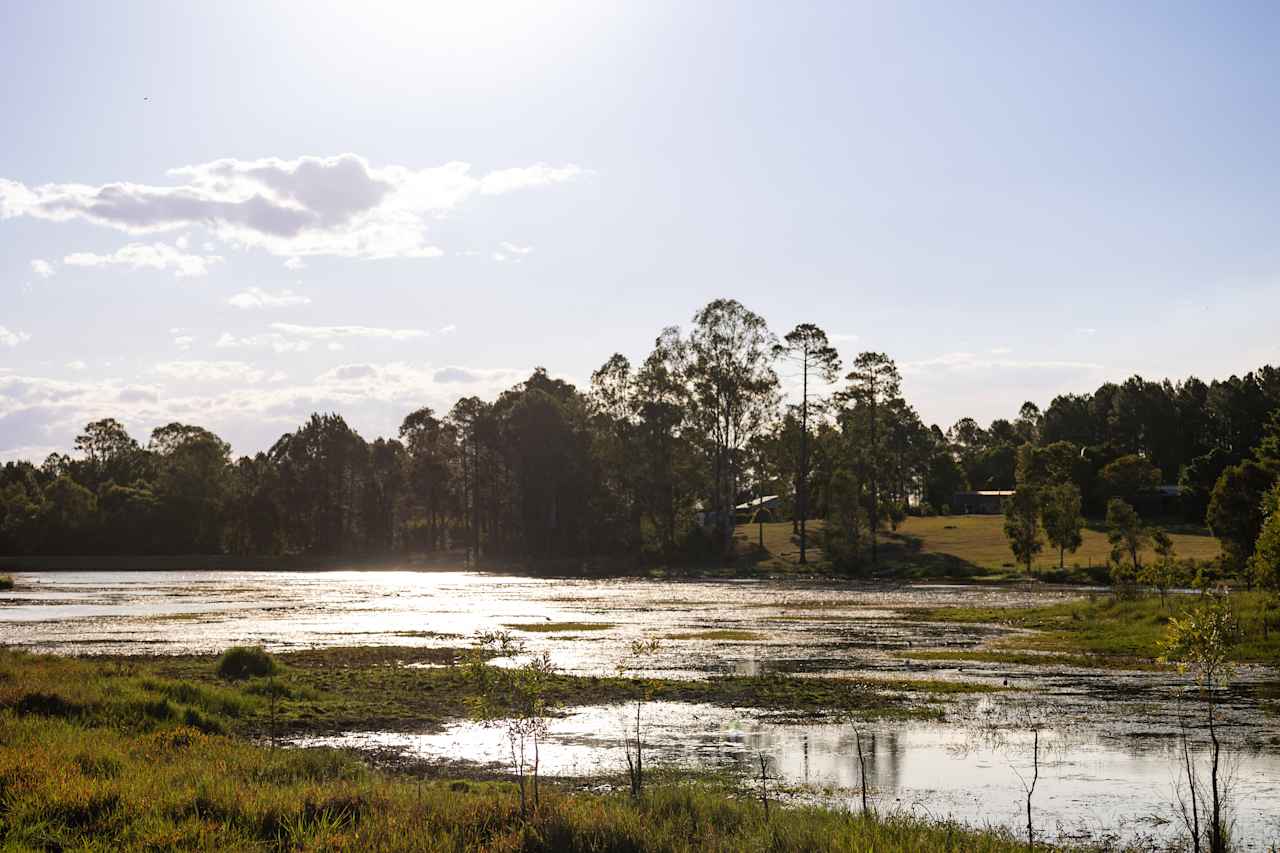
[0,716,1056,852]
[0,649,1070,852]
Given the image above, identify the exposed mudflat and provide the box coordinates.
[4,569,1278,848]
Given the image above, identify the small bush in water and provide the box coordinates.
[216,646,276,680]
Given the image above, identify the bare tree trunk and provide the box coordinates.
[635,700,643,796]
[1209,692,1223,853]
[799,350,809,564]
[855,728,871,815]
[533,734,540,811]
[1180,715,1201,853]
[758,752,770,821]
[1026,729,1039,852]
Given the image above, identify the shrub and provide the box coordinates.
[216,646,276,680]
[0,575,13,591]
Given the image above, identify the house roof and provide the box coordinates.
[736,495,780,510]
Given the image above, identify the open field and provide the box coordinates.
[735,515,1221,579]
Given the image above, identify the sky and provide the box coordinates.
[3,0,1280,462]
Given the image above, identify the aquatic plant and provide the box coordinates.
[617,638,662,798]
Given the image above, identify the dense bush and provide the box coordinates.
[216,646,276,680]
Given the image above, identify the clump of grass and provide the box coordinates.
[503,621,614,633]
[215,646,277,680]
[0,574,13,591]
[664,630,764,641]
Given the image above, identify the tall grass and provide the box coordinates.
[0,713,1056,852]
[0,648,1093,852]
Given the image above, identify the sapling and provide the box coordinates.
[617,638,662,798]
[1159,590,1237,853]
[467,630,558,816]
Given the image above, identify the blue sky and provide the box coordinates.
[3,0,1280,460]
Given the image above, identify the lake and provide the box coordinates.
[4,569,1279,848]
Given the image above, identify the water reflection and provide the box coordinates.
[5,570,1280,846]
[296,704,1280,848]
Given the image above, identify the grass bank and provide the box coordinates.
[0,649,1078,852]
[899,590,1280,668]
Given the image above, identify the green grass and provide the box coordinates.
[898,649,1161,671]
[664,630,765,641]
[504,621,615,633]
[0,649,1081,852]
[0,714,1059,852]
[9,645,992,742]
[900,590,1280,666]
[732,517,1221,580]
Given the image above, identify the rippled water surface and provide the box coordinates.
[4,569,1279,847]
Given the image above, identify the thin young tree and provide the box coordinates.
[1106,497,1150,590]
[1003,488,1043,575]
[773,324,841,564]
[1160,592,1237,853]
[839,353,903,567]
[1039,482,1084,569]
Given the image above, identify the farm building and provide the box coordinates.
[950,490,1014,514]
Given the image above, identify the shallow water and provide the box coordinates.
[4,569,1279,847]
[296,702,1280,848]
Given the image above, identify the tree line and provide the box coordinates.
[2,298,1278,578]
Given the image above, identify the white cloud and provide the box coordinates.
[215,331,311,353]
[228,287,312,309]
[65,360,87,370]
[499,241,533,255]
[267,322,428,341]
[283,256,306,270]
[0,326,31,347]
[153,360,267,384]
[3,154,587,260]
[900,352,1103,375]
[989,347,1013,355]
[173,335,195,350]
[492,252,507,262]
[0,361,541,460]
[479,164,586,195]
[64,241,223,277]
[1076,327,1098,336]
[30,259,55,278]
[439,324,457,335]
